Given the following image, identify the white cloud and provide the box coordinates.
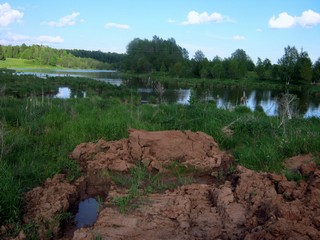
[182,10,230,25]
[0,3,23,27]
[269,9,320,29]
[268,12,296,28]
[297,10,320,27]
[256,28,263,32]
[42,12,80,27]
[1,32,64,44]
[5,32,29,42]
[37,35,64,43]
[233,35,246,40]
[104,22,130,29]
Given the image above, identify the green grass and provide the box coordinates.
[0,58,64,69]
[109,162,196,213]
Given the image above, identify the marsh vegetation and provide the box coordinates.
[0,68,319,232]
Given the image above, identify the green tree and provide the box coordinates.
[230,49,253,79]
[263,58,272,80]
[21,48,33,59]
[193,50,205,62]
[272,64,280,80]
[256,58,272,80]
[191,50,206,77]
[256,57,265,79]
[0,45,6,60]
[200,58,210,79]
[313,58,320,83]
[125,36,186,73]
[295,50,312,83]
[4,45,12,58]
[211,56,224,79]
[278,46,299,84]
[12,46,20,58]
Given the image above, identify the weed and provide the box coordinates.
[94,235,103,240]
[109,162,198,213]
[23,221,39,240]
[284,170,303,182]
[42,211,73,239]
[96,196,104,211]
[112,196,132,214]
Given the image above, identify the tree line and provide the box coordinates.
[66,49,125,66]
[0,44,110,69]
[1,36,320,84]
[123,36,320,84]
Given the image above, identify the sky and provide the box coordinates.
[0,0,320,64]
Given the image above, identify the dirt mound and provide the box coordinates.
[284,154,317,176]
[23,174,78,239]
[70,129,231,173]
[70,166,320,240]
[14,129,320,239]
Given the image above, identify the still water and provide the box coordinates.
[54,87,86,99]
[74,198,99,228]
[16,69,320,118]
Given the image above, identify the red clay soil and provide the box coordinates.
[9,129,320,240]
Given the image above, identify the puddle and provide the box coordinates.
[74,198,99,228]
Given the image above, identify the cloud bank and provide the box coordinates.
[182,10,231,25]
[0,3,23,27]
[269,9,320,28]
[0,32,63,45]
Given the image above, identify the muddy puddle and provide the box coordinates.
[74,198,99,228]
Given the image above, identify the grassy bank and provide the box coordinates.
[0,58,65,69]
[118,71,308,92]
[0,70,320,232]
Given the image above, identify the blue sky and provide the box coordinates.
[0,0,320,64]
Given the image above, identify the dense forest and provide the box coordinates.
[1,35,320,84]
[66,49,126,66]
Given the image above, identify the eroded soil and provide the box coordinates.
[6,129,320,240]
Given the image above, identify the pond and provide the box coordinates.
[16,69,320,118]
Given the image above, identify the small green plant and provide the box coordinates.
[94,235,102,240]
[226,164,237,175]
[23,221,39,240]
[284,169,303,182]
[112,195,132,214]
[96,196,104,211]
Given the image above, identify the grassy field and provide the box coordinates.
[0,69,320,235]
[0,58,64,69]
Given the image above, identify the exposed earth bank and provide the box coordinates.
[8,129,320,239]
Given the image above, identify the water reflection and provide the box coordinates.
[15,69,320,118]
[75,198,99,228]
[176,89,191,105]
[54,87,86,99]
[55,87,71,99]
